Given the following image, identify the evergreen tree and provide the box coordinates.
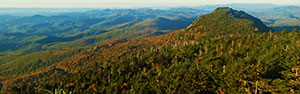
[282,29,289,34]
[292,28,299,33]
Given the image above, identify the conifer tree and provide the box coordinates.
[282,29,289,34]
[292,28,299,33]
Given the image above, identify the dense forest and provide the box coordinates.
[1,7,300,93]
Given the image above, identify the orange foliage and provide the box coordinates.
[199,57,204,60]
[164,69,169,72]
[121,83,128,89]
[86,84,97,92]
[65,82,75,87]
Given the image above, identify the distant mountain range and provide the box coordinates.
[0,8,203,56]
[0,4,299,56]
[0,8,97,16]
[0,3,297,16]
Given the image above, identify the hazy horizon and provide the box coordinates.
[0,0,300,8]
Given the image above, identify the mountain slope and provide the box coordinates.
[55,7,272,71]
[42,17,196,50]
[133,17,195,30]
[2,8,297,94]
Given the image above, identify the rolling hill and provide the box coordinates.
[0,8,204,55]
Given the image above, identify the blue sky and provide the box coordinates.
[0,0,299,8]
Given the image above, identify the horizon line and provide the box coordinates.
[0,3,297,8]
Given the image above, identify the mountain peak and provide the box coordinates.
[212,7,252,19]
[213,7,234,13]
[187,7,271,34]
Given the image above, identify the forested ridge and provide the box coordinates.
[1,7,300,93]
